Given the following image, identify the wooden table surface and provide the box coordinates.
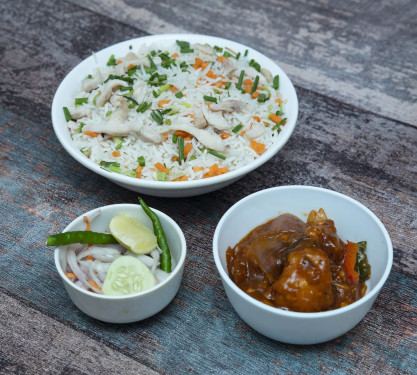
[1,0,416,374]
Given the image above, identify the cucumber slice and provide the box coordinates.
[109,214,157,254]
[102,256,157,296]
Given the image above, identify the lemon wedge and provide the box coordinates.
[102,256,157,296]
[109,214,157,254]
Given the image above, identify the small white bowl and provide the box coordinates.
[54,203,186,323]
[213,186,393,344]
[51,34,298,197]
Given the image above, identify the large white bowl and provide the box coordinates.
[51,34,298,197]
[213,186,393,344]
[54,203,186,323]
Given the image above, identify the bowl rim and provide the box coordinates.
[54,203,187,300]
[51,33,299,191]
[213,185,393,318]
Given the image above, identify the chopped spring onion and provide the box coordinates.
[168,108,179,115]
[172,134,178,143]
[119,86,132,92]
[244,49,249,57]
[189,155,197,161]
[225,82,231,90]
[93,91,101,105]
[249,59,261,72]
[250,76,259,95]
[63,107,71,121]
[75,97,88,106]
[178,137,184,165]
[148,55,157,70]
[213,89,222,95]
[257,93,267,103]
[235,52,241,60]
[80,148,91,157]
[153,90,160,98]
[123,170,136,177]
[127,66,137,76]
[87,74,92,79]
[158,84,170,93]
[214,46,223,52]
[125,96,138,105]
[181,101,192,108]
[160,108,172,115]
[176,40,190,49]
[156,171,168,181]
[106,110,112,117]
[166,119,171,125]
[203,95,218,103]
[78,122,85,133]
[223,51,233,58]
[145,67,157,74]
[236,70,245,90]
[137,156,146,167]
[208,149,226,160]
[272,118,287,131]
[109,165,122,173]
[232,124,243,133]
[106,54,117,66]
[151,110,163,125]
[175,92,184,98]
[137,102,150,113]
[180,48,194,53]
[100,161,120,168]
[105,75,134,84]
[114,136,124,150]
[129,45,132,50]
[273,75,279,90]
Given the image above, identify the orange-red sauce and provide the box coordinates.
[226,209,368,312]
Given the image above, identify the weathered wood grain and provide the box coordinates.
[0,0,416,374]
[0,292,158,375]
[67,0,417,126]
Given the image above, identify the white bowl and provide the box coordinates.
[51,34,298,197]
[54,203,186,323]
[213,186,393,344]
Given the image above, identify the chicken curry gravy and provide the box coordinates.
[226,209,371,312]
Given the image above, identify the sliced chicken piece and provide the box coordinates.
[169,123,225,152]
[132,79,147,103]
[69,105,92,120]
[210,100,247,113]
[81,68,105,93]
[234,66,267,85]
[139,126,163,144]
[96,79,127,107]
[220,58,238,76]
[261,68,273,83]
[246,123,266,139]
[194,107,208,129]
[202,105,231,131]
[195,43,215,56]
[82,120,133,136]
[107,99,129,123]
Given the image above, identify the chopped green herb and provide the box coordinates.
[244,49,249,57]
[63,107,71,122]
[145,67,157,74]
[137,156,146,167]
[75,97,88,106]
[153,90,160,98]
[273,75,280,90]
[176,40,190,49]
[125,96,138,105]
[114,136,124,150]
[158,74,168,82]
[214,46,223,53]
[119,86,132,91]
[180,48,194,54]
[109,165,122,173]
[236,70,245,90]
[225,82,231,90]
[156,171,168,181]
[249,59,261,72]
[160,108,172,115]
[106,54,117,66]
[189,155,197,161]
[257,93,267,103]
[151,50,156,57]
[175,92,184,98]
[158,84,170,93]
[147,55,157,70]
[123,170,136,177]
[235,52,241,60]
[127,66,137,76]
[223,51,233,58]
[106,110,112,117]
[93,91,101,105]
[178,137,184,165]
[232,124,243,133]
[213,88,222,95]
[280,101,283,113]
[105,75,134,84]
[203,95,218,103]
[272,118,287,131]
[250,76,259,95]
[165,119,171,125]
[208,149,226,160]
[78,122,85,133]
[150,110,164,125]
[181,101,192,108]
[168,108,179,115]
[172,134,178,143]
[80,148,91,157]
[87,74,92,79]
[129,45,132,50]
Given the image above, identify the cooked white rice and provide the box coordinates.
[65,40,287,181]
